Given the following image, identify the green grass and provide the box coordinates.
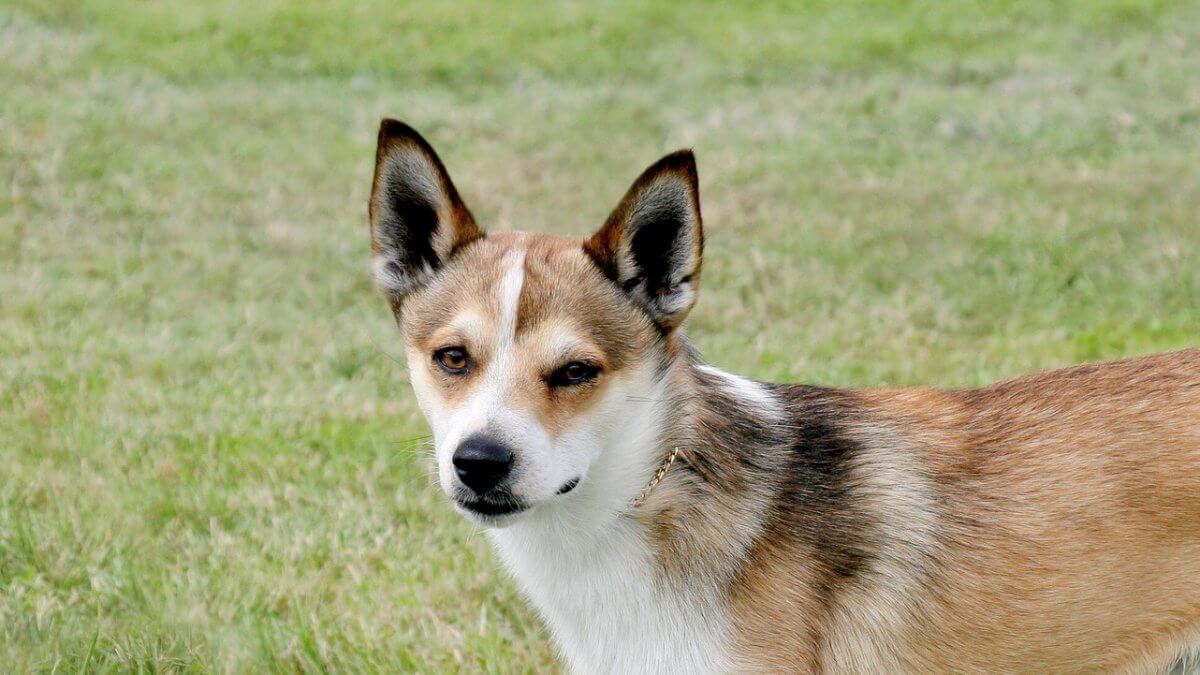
[2,0,1199,671]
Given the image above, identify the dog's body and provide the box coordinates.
[367,120,1200,673]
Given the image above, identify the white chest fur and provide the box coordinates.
[489,514,730,674]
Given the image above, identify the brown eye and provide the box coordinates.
[434,347,470,374]
[550,361,600,387]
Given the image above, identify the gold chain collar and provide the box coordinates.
[631,446,681,508]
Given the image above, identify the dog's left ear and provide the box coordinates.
[584,150,703,331]
[369,119,483,308]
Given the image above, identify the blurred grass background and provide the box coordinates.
[2,0,1199,671]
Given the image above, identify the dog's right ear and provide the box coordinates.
[369,119,483,307]
[584,150,703,332]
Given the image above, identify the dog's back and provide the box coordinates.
[733,349,1200,673]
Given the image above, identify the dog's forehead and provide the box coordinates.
[401,232,653,366]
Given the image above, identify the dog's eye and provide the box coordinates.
[550,362,600,387]
[434,347,470,374]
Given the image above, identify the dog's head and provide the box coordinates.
[368,120,703,526]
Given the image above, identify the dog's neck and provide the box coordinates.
[486,339,789,672]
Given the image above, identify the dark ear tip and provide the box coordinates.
[660,148,696,169]
[376,119,432,152]
[666,148,696,162]
[378,118,413,137]
[643,148,698,186]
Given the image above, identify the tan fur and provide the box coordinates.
[401,232,658,440]
[729,349,1200,673]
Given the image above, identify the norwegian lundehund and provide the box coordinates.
[366,120,1200,673]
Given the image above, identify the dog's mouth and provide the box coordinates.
[456,494,529,518]
[452,480,580,521]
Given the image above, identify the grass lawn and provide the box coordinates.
[2,0,1198,671]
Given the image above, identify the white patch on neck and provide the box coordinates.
[696,364,783,420]
[487,357,731,673]
[491,515,729,674]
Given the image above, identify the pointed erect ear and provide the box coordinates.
[584,150,703,331]
[369,119,483,306]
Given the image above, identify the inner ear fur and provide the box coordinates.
[369,119,483,308]
[584,150,703,331]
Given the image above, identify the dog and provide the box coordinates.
[366,119,1200,673]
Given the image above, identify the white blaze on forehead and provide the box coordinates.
[496,249,526,344]
[463,248,527,436]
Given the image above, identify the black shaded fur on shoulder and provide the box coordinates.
[767,385,879,593]
[642,356,879,611]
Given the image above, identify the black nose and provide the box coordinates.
[452,435,513,495]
